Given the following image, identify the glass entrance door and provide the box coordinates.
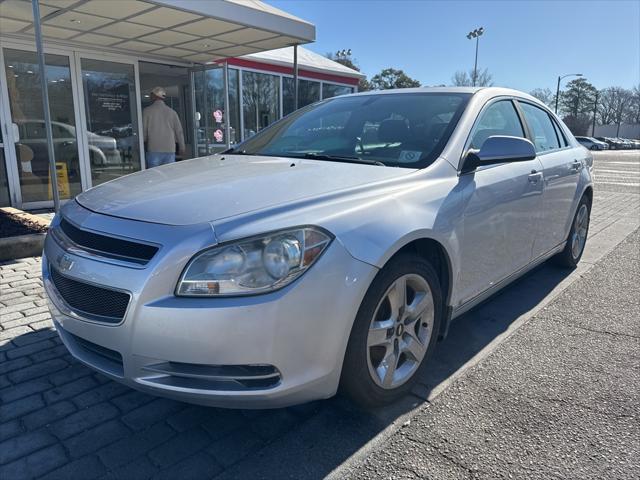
[139,61,193,161]
[80,58,141,186]
[2,48,82,206]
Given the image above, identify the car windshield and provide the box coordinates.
[232,92,471,168]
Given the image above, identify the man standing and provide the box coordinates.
[142,86,185,168]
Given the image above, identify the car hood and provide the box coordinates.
[76,155,413,226]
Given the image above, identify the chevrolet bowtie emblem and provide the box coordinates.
[59,254,74,272]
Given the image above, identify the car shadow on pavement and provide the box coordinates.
[1,262,574,480]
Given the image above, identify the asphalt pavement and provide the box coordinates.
[592,150,640,194]
[0,151,638,480]
[341,228,640,480]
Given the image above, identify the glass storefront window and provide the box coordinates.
[3,49,82,204]
[322,83,354,100]
[194,67,240,156]
[81,58,140,186]
[242,70,280,140]
[282,77,320,116]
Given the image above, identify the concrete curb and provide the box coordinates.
[0,207,49,261]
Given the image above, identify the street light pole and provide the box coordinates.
[591,90,599,136]
[473,35,479,86]
[555,73,583,114]
[466,27,484,87]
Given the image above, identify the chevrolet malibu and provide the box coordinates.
[43,87,593,408]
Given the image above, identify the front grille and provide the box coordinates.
[50,266,130,323]
[59,218,158,264]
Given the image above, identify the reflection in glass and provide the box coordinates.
[194,67,240,155]
[283,78,320,116]
[81,59,140,186]
[322,83,354,100]
[242,71,280,140]
[3,49,82,203]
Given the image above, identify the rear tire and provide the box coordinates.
[553,195,591,268]
[340,254,442,408]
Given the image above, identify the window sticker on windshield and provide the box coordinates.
[398,150,422,163]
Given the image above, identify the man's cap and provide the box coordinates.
[151,86,167,99]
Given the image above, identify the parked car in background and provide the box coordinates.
[618,138,634,149]
[43,87,593,408]
[596,137,623,149]
[575,136,608,150]
[16,119,121,177]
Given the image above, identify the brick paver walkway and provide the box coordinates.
[1,188,639,480]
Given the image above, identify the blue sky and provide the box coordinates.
[267,0,640,92]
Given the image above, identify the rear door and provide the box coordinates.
[517,101,581,256]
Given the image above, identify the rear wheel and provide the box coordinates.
[340,254,442,407]
[553,195,591,268]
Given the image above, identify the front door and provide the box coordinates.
[457,99,544,305]
[1,47,83,208]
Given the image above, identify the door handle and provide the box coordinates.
[528,170,543,184]
[570,160,582,172]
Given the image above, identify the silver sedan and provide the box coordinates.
[43,87,593,408]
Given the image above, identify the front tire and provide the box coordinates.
[340,254,442,408]
[553,195,591,268]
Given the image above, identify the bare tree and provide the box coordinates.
[529,88,554,107]
[451,68,493,87]
[626,84,640,124]
[598,87,633,133]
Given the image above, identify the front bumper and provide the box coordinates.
[43,204,378,408]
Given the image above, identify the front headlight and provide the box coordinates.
[176,227,333,296]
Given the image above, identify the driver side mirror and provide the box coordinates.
[461,135,536,174]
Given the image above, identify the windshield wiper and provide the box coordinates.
[222,148,254,155]
[301,153,385,166]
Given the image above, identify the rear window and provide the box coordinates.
[520,103,561,153]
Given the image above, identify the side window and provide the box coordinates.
[551,117,567,147]
[520,103,560,152]
[470,100,524,149]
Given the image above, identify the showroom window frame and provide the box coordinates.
[0,35,194,208]
[233,64,357,144]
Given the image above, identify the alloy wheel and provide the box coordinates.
[571,204,589,260]
[366,274,434,389]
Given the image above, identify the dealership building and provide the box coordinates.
[0,0,363,210]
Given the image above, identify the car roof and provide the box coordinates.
[343,86,548,108]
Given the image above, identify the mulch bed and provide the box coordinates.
[0,210,49,238]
